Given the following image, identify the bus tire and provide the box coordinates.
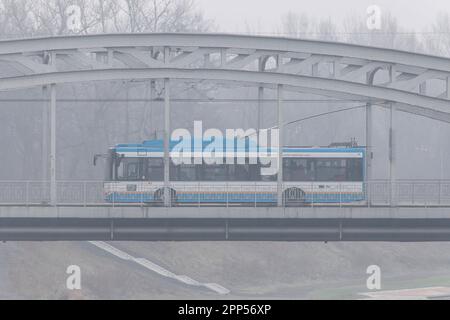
[153,187,177,206]
[283,187,306,207]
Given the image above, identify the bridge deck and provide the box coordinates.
[0,205,448,219]
[0,206,449,241]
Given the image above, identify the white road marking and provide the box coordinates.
[89,241,230,295]
[359,286,450,300]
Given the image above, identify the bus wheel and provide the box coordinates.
[154,188,177,206]
[283,188,306,207]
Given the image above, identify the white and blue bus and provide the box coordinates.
[98,139,366,205]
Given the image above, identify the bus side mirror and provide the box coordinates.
[93,154,104,166]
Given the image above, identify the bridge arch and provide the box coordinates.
[0,68,447,122]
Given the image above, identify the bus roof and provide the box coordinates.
[113,139,366,154]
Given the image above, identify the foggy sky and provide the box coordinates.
[197,0,450,33]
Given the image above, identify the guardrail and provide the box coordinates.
[0,180,449,207]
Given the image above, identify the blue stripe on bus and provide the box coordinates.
[105,193,366,203]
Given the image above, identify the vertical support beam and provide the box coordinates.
[333,60,341,78]
[164,46,170,65]
[107,49,114,67]
[42,86,48,182]
[389,65,396,84]
[149,80,155,138]
[50,83,57,206]
[164,78,171,207]
[365,102,372,205]
[147,80,157,138]
[446,77,450,99]
[419,82,427,95]
[257,86,264,132]
[275,55,281,69]
[389,103,396,207]
[204,53,210,68]
[365,70,376,206]
[125,81,130,140]
[257,57,265,134]
[312,63,319,77]
[277,84,284,207]
[140,80,153,140]
[220,49,226,68]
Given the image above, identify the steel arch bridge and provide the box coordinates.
[0,33,449,119]
[0,33,450,207]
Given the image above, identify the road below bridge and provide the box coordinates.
[4,240,450,299]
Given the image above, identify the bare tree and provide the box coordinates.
[281,12,314,38]
[0,0,213,37]
[342,11,421,52]
[280,10,422,53]
[314,17,339,42]
[423,13,450,56]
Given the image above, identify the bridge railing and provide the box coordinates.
[0,180,449,207]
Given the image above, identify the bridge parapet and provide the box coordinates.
[0,180,449,208]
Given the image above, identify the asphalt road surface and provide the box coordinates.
[3,241,450,299]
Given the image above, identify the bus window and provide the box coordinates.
[147,158,164,181]
[249,164,261,181]
[116,158,141,181]
[315,159,347,182]
[283,158,315,182]
[227,164,236,181]
[260,162,277,182]
[173,163,197,181]
[200,163,227,181]
[228,163,251,181]
[346,158,364,181]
